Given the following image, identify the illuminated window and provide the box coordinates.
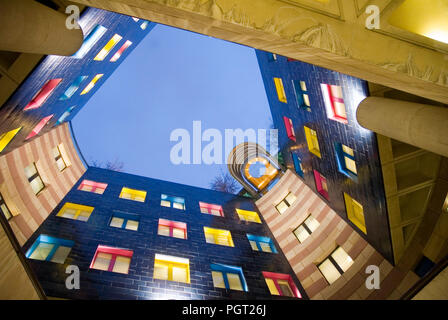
[344,193,366,234]
[199,202,224,217]
[24,79,62,110]
[78,180,108,194]
[283,116,296,142]
[153,254,190,283]
[293,80,311,111]
[318,247,354,284]
[56,106,76,125]
[304,126,321,158]
[0,193,12,220]
[269,53,277,61]
[204,227,234,247]
[291,152,304,177]
[72,24,107,59]
[59,76,87,100]
[26,235,73,264]
[274,77,287,103]
[236,208,262,223]
[56,202,94,222]
[321,84,348,124]
[158,219,187,239]
[110,212,140,231]
[0,127,22,153]
[211,263,248,291]
[247,234,277,253]
[110,40,132,62]
[52,144,70,171]
[140,21,149,30]
[24,163,45,195]
[275,192,297,214]
[335,143,357,179]
[293,215,320,243]
[161,194,185,210]
[26,115,54,140]
[90,245,133,274]
[314,170,329,200]
[263,271,302,298]
[119,187,146,202]
[80,74,103,95]
[94,34,122,61]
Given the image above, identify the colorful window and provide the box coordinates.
[158,218,187,239]
[94,34,122,61]
[204,227,234,247]
[110,212,140,231]
[56,106,76,125]
[292,80,311,111]
[0,193,12,220]
[119,187,146,202]
[24,79,62,110]
[52,144,70,171]
[78,179,108,194]
[90,245,133,274]
[335,143,357,178]
[293,215,320,243]
[314,170,329,200]
[304,126,321,158]
[26,235,74,264]
[153,254,190,283]
[0,127,22,153]
[318,247,354,284]
[321,84,348,124]
[199,202,224,217]
[72,24,107,59]
[274,77,287,103]
[283,116,296,142]
[291,152,304,177]
[247,234,277,253]
[59,76,87,101]
[344,193,366,234]
[161,194,185,210]
[26,115,54,140]
[275,192,297,214]
[80,74,103,95]
[56,202,94,222]
[263,271,302,298]
[236,208,262,223]
[110,40,132,62]
[211,263,248,291]
[24,163,45,195]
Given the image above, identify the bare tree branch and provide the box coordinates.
[209,169,240,194]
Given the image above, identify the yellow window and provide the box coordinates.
[344,193,366,234]
[236,209,262,223]
[57,202,94,222]
[304,126,321,158]
[203,227,234,247]
[153,254,190,283]
[80,74,103,95]
[275,192,297,214]
[53,144,71,171]
[227,273,243,291]
[94,34,122,61]
[0,127,21,153]
[265,278,280,295]
[211,271,226,289]
[119,187,147,202]
[274,77,287,103]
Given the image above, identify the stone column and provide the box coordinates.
[357,97,448,157]
[0,0,83,56]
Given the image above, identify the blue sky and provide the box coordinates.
[72,24,272,190]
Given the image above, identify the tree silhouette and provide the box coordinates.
[209,169,240,194]
[90,158,124,172]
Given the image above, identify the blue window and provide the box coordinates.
[334,143,358,181]
[26,235,74,264]
[59,76,88,100]
[56,106,76,125]
[161,194,185,210]
[291,152,304,177]
[72,25,107,59]
[292,80,311,111]
[109,211,140,231]
[247,234,278,253]
[210,263,248,292]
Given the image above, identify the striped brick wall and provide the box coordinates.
[255,170,420,300]
[0,123,86,245]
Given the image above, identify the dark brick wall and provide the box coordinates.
[23,167,307,300]
[256,51,393,263]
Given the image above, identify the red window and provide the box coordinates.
[90,245,133,274]
[283,116,296,142]
[262,271,302,298]
[78,180,108,194]
[24,79,62,110]
[321,84,348,124]
[313,170,329,200]
[110,40,132,62]
[25,115,54,140]
[158,219,187,239]
[199,202,224,217]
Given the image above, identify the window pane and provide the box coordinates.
[110,217,124,228]
[29,242,54,261]
[260,242,272,253]
[112,256,130,274]
[249,240,259,251]
[265,278,280,295]
[227,273,243,291]
[172,227,185,239]
[205,233,215,244]
[56,158,66,171]
[173,202,185,210]
[305,216,320,233]
[342,145,354,156]
[278,280,294,297]
[285,193,297,205]
[210,209,221,216]
[1,203,12,220]
[154,262,169,280]
[60,208,77,220]
[300,81,307,91]
[125,220,139,231]
[318,259,341,284]
[50,246,71,264]
[276,201,288,214]
[293,225,310,243]
[158,225,170,237]
[24,164,37,178]
[172,266,188,283]
[30,177,44,194]
[161,200,171,207]
[344,156,357,174]
[92,252,112,271]
[200,207,209,214]
[303,94,310,106]
[212,271,225,289]
[80,184,92,192]
[77,210,91,222]
[331,247,353,272]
